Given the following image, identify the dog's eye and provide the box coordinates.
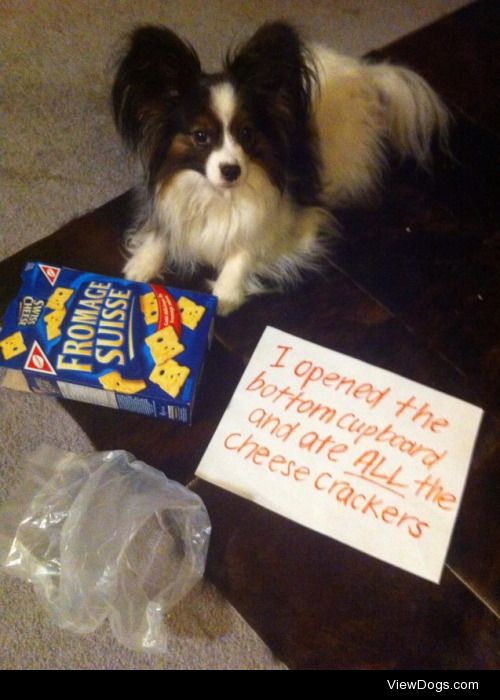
[192,130,210,146]
[240,125,256,148]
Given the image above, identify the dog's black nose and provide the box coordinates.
[220,163,241,183]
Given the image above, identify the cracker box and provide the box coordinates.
[0,262,217,424]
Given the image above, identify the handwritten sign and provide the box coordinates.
[196,327,483,582]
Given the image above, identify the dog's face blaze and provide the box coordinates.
[154,81,248,192]
[149,78,288,196]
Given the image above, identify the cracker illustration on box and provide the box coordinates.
[0,331,27,360]
[46,287,73,310]
[140,292,159,324]
[178,295,205,330]
[44,309,66,340]
[99,371,146,395]
[145,326,184,365]
[149,359,190,398]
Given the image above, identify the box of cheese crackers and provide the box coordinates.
[0,262,217,424]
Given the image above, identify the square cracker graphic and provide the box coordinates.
[146,325,184,365]
[178,296,205,330]
[140,292,159,325]
[149,359,190,398]
[44,309,66,340]
[0,331,27,360]
[99,370,146,395]
[46,287,73,310]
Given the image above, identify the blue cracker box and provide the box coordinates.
[0,262,217,424]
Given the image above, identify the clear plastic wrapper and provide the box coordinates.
[0,445,211,653]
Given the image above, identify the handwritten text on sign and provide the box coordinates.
[196,327,483,582]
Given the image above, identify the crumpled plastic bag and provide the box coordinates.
[0,445,211,653]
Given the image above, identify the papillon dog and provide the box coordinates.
[112,21,448,315]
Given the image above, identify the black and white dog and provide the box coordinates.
[112,22,448,314]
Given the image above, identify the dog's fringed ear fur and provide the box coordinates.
[112,26,201,157]
[226,22,314,124]
[226,22,321,205]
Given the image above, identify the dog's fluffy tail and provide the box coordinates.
[369,63,450,166]
[313,47,450,205]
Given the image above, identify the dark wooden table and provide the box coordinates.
[1,0,499,669]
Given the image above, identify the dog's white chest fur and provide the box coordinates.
[155,166,278,271]
[124,165,327,315]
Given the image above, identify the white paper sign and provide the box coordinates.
[196,327,483,582]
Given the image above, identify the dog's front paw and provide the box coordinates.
[216,295,244,316]
[123,252,163,282]
[208,280,245,316]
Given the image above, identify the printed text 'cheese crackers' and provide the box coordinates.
[178,296,205,330]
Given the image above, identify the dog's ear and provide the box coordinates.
[226,22,315,130]
[112,26,201,154]
[226,22,320,204]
